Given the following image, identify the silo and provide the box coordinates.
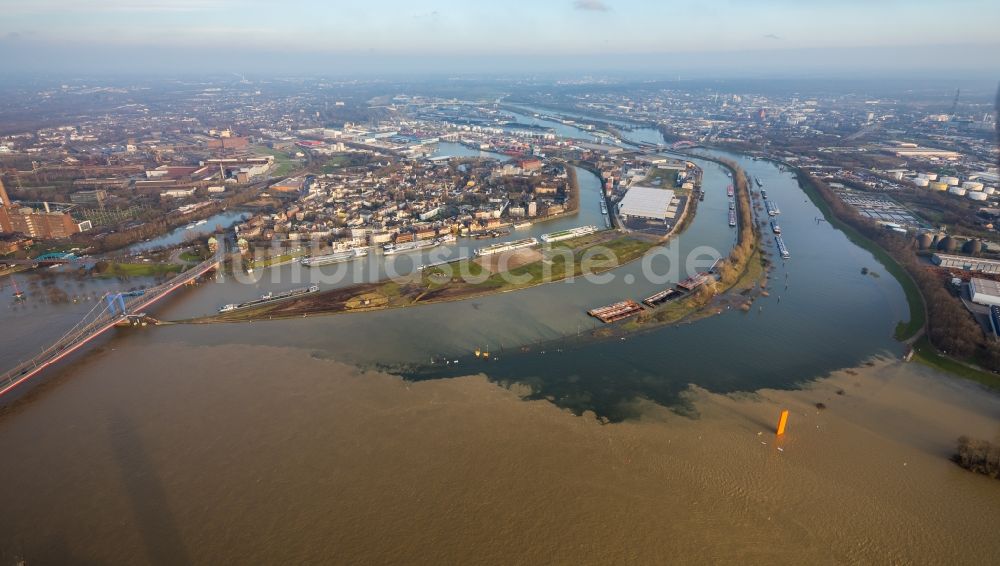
[938,236,957,252]
[917,233,933,250]
[962,239,983,255]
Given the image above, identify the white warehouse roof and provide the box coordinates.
[617,186,675,221]
[970,277,1000,307]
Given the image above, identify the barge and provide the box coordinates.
[588,300,644,323]
[384,239,440,255]
[301,248,368,267]
[219,285,319,313]
[775,235,790,259]
[643,288,681,307]
[678,272,712,291]
[770,221,782,234]
[475,237,538,257]
[765,200,781,216]
[540,225,598,243]
[728,209,737,227]
[727,184,734,197]
[754,176,763,187]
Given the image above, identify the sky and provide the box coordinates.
[0,0,998,76]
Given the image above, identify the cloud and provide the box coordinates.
[763,33,782,40]
[573,0,610,11]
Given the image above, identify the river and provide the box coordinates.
[4,112,990,565]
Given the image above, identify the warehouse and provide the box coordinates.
[617,187,675,222]
[969,277,1000,307]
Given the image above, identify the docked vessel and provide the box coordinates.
[726,184,734,197]
[765,200,780,216]
[761,189,768,199]
[754,176,763,187]
[775,235,790,259]
[729,198,735,210]
[301,247,368,267]
[540,225,598,243]
[218,285,319,313]
[383,239,439,255]
[588,300,644,323]
[770,221,782,234]
[513,221,532,229]
[475,237,538,257]
[437,234,457,244]
[728,209,737,227]
[195,219,208,226]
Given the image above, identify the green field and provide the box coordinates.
[95,262,183,278]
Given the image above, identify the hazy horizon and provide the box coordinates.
[1,0,998,77]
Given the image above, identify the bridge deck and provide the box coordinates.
[0,258,220,399]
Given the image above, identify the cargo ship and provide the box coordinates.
[729,198,735,210]
[770,221,781,234]
[383,239,440,255]
[600,200,608,214]
[775,236,790,259]
[513,221,532,230]
[219,285,319,313]
[540,225,598,243]
[301,247,368,267]
[726,184,734,197]
[588,300,644,323]
[475,237,538,257]
[728,209,737,227]
[761,189,768,199]
[765,200,780,216]
[437,234,457,244]
[754,176,763,187]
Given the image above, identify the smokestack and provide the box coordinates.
[0,177,9,208]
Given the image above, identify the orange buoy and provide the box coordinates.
[776,409,789,436]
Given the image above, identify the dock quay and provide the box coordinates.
[588,300,644,323]
[643,288,681,307]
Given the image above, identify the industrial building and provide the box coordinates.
[969,277,1000,307]
[932,253,1000,274]
[617,187,676,222]
[0,179,82,239]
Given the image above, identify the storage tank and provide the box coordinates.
[925,173,938,181]
[937,236,957,252]
[949,187,967,196]
[968,191,989,201]
[913,177,930,187]
[930,181,949,191]
[917,233,933,250]
[962,239,983,255]
[962,181,984,191]
[941,176,960,186]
